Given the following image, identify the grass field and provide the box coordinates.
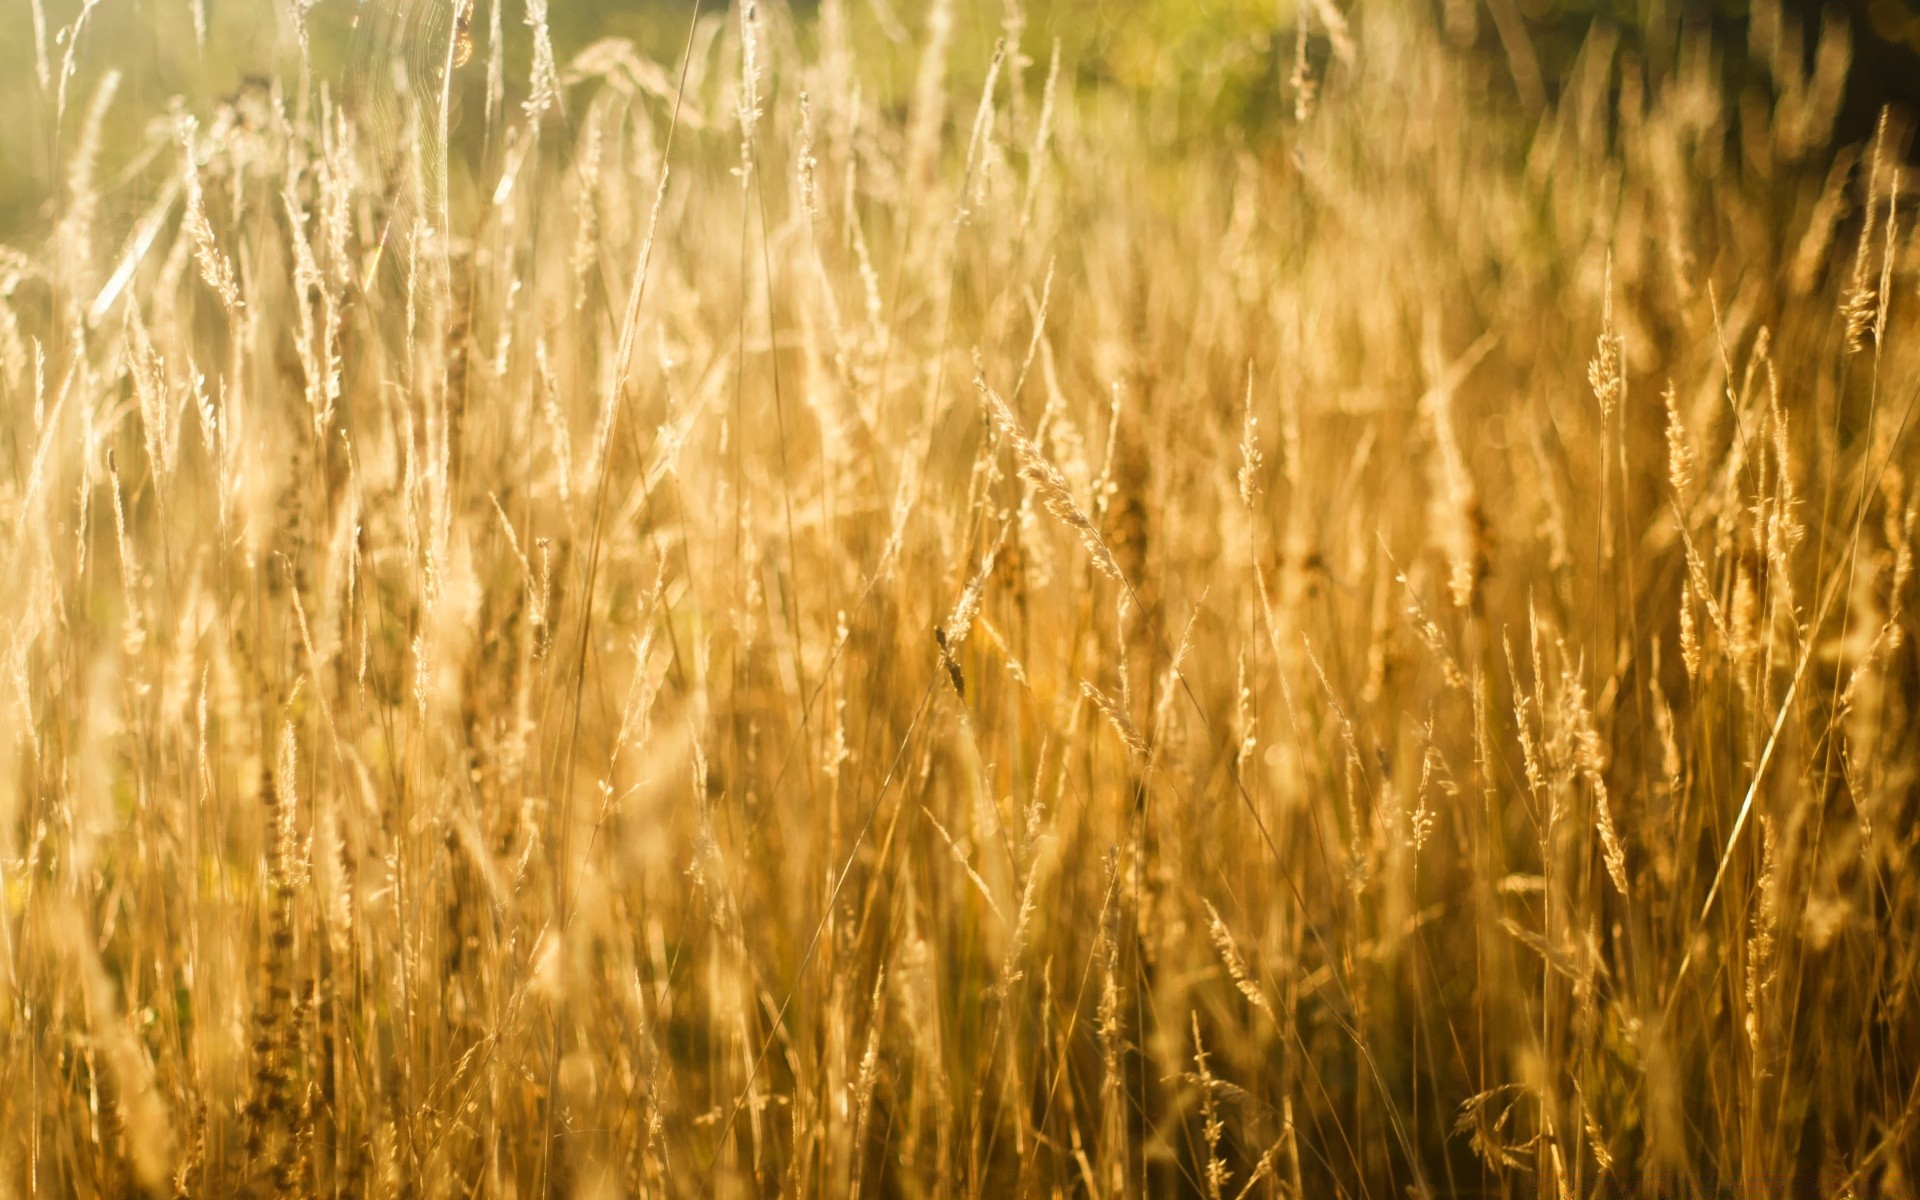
[1,0,1918,1195]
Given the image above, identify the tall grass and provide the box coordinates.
[0,0,1917,1195]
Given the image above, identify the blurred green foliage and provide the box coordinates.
[1,0,1911,237]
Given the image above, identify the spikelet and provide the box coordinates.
[1395,564,1469,690]
[1663,381,1693,503]
[171,1102,206,1199]
[318,95,356,285]
[531,538,555,659]
[125,303,181,496]
[1876,165,1899,348]
[1883,487,1916,654]
[974,355,1125,584]
[569,103,604,311]
[956,39,1006,222]
[940,528,1003,654]
[1204,900,1273,1017]
[1649,662,1683,888]
[1765,370,1805,586]
[1679,578,1702,681]
[1558,651,1629,895]
[523,0,563,121]
[1409,743,1438,853]
[795,92,821,220]
[1080,679,1146,757]
[1290,15,1317,125]
[1192,1014,1231,1200]
[536,339,572,505]
[1843,109,1888,352]
[1095,882,1126,1195]
[244,730,302,1184]
[1237,363,1262,509]
[847,966,887,1200]
[733,0,763,187]
[1745,816,1780,1052]
[174,114,242,312]
[275,716,306,891]
[1234,651,1257,770]
[1580,1097,1614,1174]
[1591,781,1629,898]
[1588,257,1624,419]
[998,862,1041,991]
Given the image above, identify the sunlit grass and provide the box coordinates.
[0,0,1916,1195]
